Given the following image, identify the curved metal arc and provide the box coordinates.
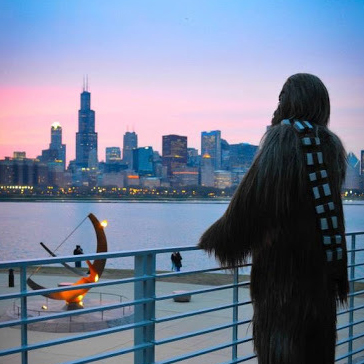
[26,261,97,301]
[26,213,108,302]
[40,242,87,277]
[88,213,107,277]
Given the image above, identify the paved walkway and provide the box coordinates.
[0,271,256,364]
[1,271,363,364]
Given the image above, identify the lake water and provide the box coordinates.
[0,201,363,277]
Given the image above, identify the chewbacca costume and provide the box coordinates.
[198,120,348,363]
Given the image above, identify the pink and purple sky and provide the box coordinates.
[1,0,363,164]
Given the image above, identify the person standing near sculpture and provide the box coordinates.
[73,245,84,268]
[198,73,348,363]
[171,252,183,272]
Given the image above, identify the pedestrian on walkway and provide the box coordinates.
[73,245,83,268]
[171,252,182,272]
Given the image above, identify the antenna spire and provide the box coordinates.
[82,75,89,92]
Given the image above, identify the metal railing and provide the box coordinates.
[0,232,363,364]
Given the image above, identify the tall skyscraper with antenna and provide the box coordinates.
[123,131,138,169]
[75,77,98,168]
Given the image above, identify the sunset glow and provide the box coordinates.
[0,1,363,163]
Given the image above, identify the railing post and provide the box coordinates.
[348,234,356,364]
[20,266,28,364]
[134,253,156,364]
[232,267,239,361]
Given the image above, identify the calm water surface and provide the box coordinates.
[0,201,363,275]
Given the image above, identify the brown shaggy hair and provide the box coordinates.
[272,73,331,127]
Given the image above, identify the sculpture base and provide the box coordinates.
[65,301,84,310]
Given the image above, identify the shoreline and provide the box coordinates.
[0,197,363,204]
[0,197,232,203]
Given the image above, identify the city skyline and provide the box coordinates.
[1,1,364,162]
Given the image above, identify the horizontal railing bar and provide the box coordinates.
[0,245,203,269]
[335,344,364,361]
[345,231,364,236]
[0,273,157,301]
[155,337,253,364]
[0,270,251,302]
[0,319,151,356]
[347,262,364,268]
[337,331,364,346]
[347,289,364,298]
[155,266,249,279]
[156,319,251,346]
[10,230,364,267]
[0,269,251,302]
[155,301,252,324]
[337,317,364,331]
[337,303,364,316]
[347,248,364,253]
[156,282,249,302]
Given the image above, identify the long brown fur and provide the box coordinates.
[198,74,348,364]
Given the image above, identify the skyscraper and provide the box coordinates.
[162,134,187,177]
[200,153,214,187]
[133,147,154,176]
[50,122,66,170]
[344,152,360,190]
[39,122,66,170]
[123,131,138,169]
[201,130,221,170]
[229,143,258,171]
[75,79,98,168]
[106,147,121,163]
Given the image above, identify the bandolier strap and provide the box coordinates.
[281,119,343,262]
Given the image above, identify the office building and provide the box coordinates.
[0,157,49,186]
[75,80,98,168]
[123,131,138,169]
[187,147,200,168]
[172,167,199,187]
[221,139,230,170]
[50,122,66,169]
[200,153,215,187]
[40,122,67,170]
[229,143,258,170]
[141,177,161,188]
[133,147,154,176]
[201,130,221,170]
[99,172,125,188]
[344,152,361,190]
[162,135,187,177]
[13,152,26,160]
[214,170,232,189]
[106,147,121,163]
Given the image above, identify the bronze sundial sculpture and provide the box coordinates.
[27,213,108,310]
